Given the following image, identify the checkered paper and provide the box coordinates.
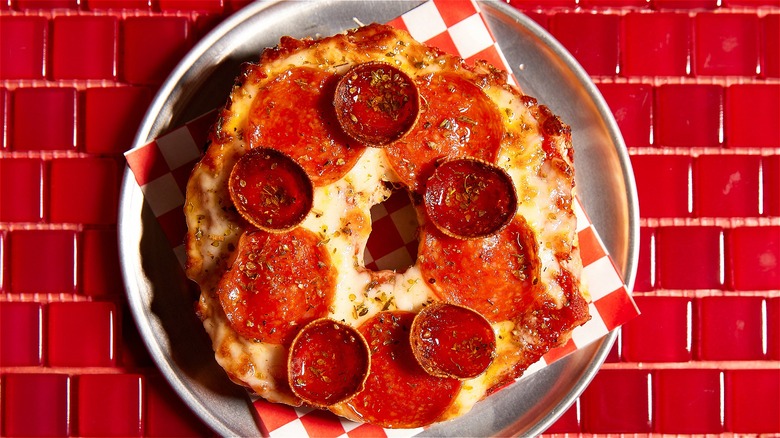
[124,1,639,436]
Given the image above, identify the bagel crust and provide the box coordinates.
[184,23,590,428]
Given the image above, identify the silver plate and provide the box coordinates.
[119,1,639,436]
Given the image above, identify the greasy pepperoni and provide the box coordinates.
[345,311,461,428]
[424,158,517,239]
[334,62,420,147]
[384,72,503,193]
[288,319,370,407]
[419,217,540,323]
[247,66,365,186]
[410,303,496,379]
[229,147,313,231]
[216,228,336,344]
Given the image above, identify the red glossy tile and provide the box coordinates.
[767,297,780,360]
[52,15,117,80]
[580,0,650,7]
[654,368,723,433]
[49,157,120,224]
[694,154,761,217]
[655,84,722,147]
[622,296,692,362]
[225,0,252,12]
[652,0,718,7]
[725,369,780,433]
[0,157,44,222]
[598,83,653,148]
[633,227,654,291]
[603,335,621,363]
[622,12,691,77]
[77,374,143,437]
[81,228,123,297]
[11,87,77,151]
[193,14,226,39]
[144,374,213,437]
[15,0,78,8]
[10,229,77,294]
[698,296,767,360]
[122,16,191,85]
[764,14,780,78]
[581,369,653,433]
[727,226,780,290]
[0,301,43,366]
[656,226,723,290]
[694,13,760,77]
[549,13,620,76]
[764,155,780,216]
[726,0,780,6]
[2,373,71,436]
[47,301,117,367]
[1,87,8,148]
[543,400,580,433]
[0,230,5,291]
[630,154,692,218]
[84,87,151,155]
[507,0,577,8]
[158,0,224,12]
[0,16,47,79]
[725,84,780,148]
[118,305,155,368]
[85,0,150,9]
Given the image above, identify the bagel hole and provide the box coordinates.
[363,188,419,272]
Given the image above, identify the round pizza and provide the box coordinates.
[184,23,590,428]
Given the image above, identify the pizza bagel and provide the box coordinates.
[184,23,590,428]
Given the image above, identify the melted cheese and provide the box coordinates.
[184,24,585,427]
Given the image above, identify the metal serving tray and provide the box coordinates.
[119,1,639,436]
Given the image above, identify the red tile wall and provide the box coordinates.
[3,373,72,436]
[549,12,621,76]
[121,16,191,84]
[694,154,762,217]
[0,16,47,80]
[621,12,691,76]
[726,84,780,147]
[77,374,144,437]
[726,369,780,432]
[1,1,778,437]
[517,0,779,435]
[0,4,214,437]
[0,301,42,366]
[655,84,724,147]
[622,296,693,362]
[654,368,724,433]
[580,369,653,433]
[12,87,78,151]
[51,15,118,80]
[694,13,761,76]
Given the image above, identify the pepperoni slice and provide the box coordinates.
[384,72,503,192]
[334,62,420,147]
[410,303,496,380]
[229,147,313,232]
[424,158,517,239]
[288,319,370,407]
[216,228,336,344]
[345,311,461,428]
[247,66,365,186]
[419,217,540,323]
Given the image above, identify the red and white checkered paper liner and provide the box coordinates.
[124,1,640,436]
